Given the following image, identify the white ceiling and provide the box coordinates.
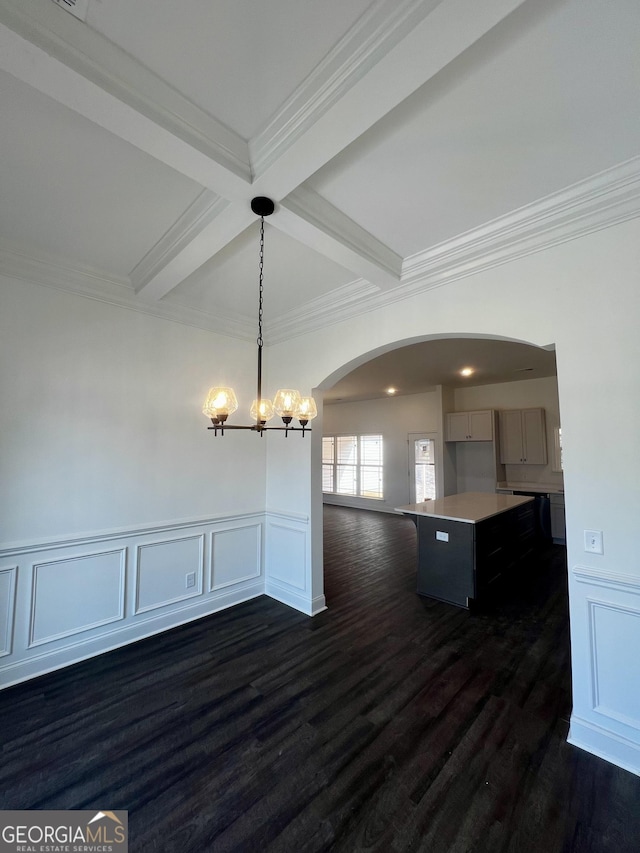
[324,338,558,404]
[0,0,639,385]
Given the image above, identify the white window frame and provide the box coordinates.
[322,434,384,499]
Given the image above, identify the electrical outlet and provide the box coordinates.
[185,571,196,589]
[584,530,603,554]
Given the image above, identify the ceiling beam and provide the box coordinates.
[0,1,252,197]
[249,0,530,196]
[0,0,529,301]
[277,188,402,289]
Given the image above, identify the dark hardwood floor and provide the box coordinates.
[2,505,640,851]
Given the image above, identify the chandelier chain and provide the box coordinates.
[257,216,264,348]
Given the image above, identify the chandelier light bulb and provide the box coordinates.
[296,397,317,422]
[203,386,238,418]
[250,398,275,423]
[273,389,302,419]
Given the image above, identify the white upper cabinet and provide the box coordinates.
[445,410,493,442]
[499,408,547,465]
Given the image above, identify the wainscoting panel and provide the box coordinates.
[210,524,261,591]
[265,512,313,614]
[0,567,17,658]
[569,566,640,777]
[29,550,126,647]
[0,512,266,689]
[588,599,640,728]
[135,535,204,615]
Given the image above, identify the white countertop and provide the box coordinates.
[397,492,534,524]
[496,482,564,494]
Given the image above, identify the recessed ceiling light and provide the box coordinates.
[460,367,474,377]
[386,387,397,395]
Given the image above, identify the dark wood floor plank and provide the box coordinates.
[2,505,640,852]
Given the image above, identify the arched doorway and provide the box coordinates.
[312,333,561,602]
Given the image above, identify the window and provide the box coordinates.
[552,426,563,472]
[414,437,436,502]
[323,434,384,499]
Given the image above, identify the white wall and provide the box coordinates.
[322,391,442,512]
[453,375,563,488]
[2,215,640,775]
[0,274,265,543]
[0,273,280,686]
[265,216,640,775]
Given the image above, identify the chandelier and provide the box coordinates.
[203,197,317,437]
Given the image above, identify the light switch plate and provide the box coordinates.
[584,530,603,554]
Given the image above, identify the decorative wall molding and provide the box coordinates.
[28,548,126,648]
[210,524,261,592]
[573,566,640,595]
[250,0,442,178]
[264,513,317,614]
[0,509,320,690]
[587,598,640,730]
[0,567,17,658]
[569,564,640,778]
[0,579,264,692]
[0,511,265,558]
[134,534,205,616]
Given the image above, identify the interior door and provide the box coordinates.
[409,433,437,503]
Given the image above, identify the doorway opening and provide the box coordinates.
[409,433,437,503]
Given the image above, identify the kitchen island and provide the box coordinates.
[397,492,535,608]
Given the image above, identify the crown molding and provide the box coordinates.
[3,158,639,345]
[0,240,132,295]
[269,156,640,342]
[0,241,255,341]
[401,155,640,290]
[267,279,379,344]
[0,0,251,187]
[130,191,230,293]
[250,0,443,179]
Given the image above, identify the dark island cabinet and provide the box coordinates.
[414,500,535,608]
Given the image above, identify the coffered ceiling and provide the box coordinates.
[0,0,639,346]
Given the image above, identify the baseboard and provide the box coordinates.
[265,581,326,617]
[0,512,267,691]
[322,496,397,514]
[0,582,264,690]
[568,714,640,777]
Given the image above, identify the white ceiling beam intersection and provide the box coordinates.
[0,0,530,305]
